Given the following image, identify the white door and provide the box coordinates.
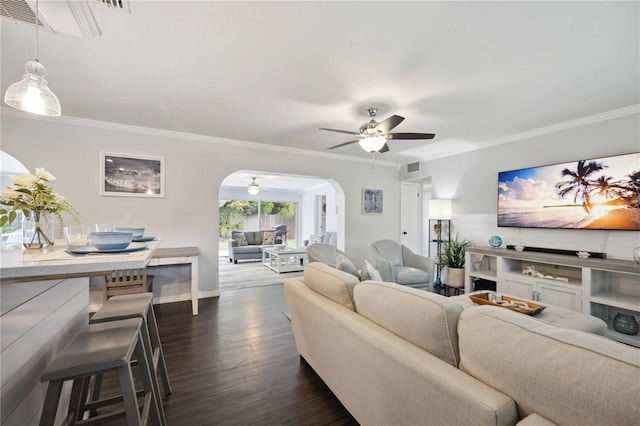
[400,182,420,253]
[314,195,326,234]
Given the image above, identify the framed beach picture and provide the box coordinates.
[100,152,165,198]
[363,189,383,215]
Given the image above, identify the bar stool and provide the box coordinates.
[90,293,172,396]
[39,318,162,426]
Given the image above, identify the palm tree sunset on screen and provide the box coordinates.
[497,153,639,230]
[554,159,639,228]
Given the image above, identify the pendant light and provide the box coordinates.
[4,0,61,116]
[247,177,260,195]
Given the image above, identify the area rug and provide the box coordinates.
[219,257,303,290]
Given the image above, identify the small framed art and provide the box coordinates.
[363,189,383,214]
[100,152,165,198]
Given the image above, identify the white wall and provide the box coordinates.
[0,111,401,302]
[410,112,640,260]
[299,182,338,245]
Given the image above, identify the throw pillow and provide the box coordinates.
[262,231,276,245]
[337,257,360,280]
[308,234,323,244]
[360,260,382,282]
[235,232,248,247]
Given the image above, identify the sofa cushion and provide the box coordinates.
[458,306,640,426]
[303,262,359,311]
[353,281,464,367]
[236,232,248,246]
[360,260,382,281]
[450,292,607,335]
[262,231,276,245]
[233,246,261,254]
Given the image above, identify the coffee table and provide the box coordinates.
[262,247,307,273]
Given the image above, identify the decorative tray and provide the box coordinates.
[469,293,546,316]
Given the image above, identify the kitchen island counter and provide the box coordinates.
[0,239,159,425]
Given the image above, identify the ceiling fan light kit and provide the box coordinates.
[358,135,387,153]
[4,0,61,117]
[320,107,435,154]
[247,177,260,195]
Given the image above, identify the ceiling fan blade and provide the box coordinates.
[375,115,405,134]
[327,140,360,150]
[319,127,361,136]
[379,143,390,153]
[387,132,436,140]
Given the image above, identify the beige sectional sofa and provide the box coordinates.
[284,262,640,426]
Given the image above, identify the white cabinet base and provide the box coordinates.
[466,247,640,346]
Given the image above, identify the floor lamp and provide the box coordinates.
[428,199,452,288]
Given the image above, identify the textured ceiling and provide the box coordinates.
[1,1,638,164]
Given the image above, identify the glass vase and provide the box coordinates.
[22,210,55,249]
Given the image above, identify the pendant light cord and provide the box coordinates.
[35,0,39,61]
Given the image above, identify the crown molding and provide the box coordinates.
[488,104,639,147]
[416,104,640,162]
[0,107,399,168]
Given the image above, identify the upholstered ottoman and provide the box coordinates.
[450,291,607,335]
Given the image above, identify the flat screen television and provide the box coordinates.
[498,152,639,230]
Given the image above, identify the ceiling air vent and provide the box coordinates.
[407,162,420,173]
[95,0,130,13]
[1,0,51,30]
[1,0,103,37]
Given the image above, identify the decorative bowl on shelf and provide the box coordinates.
[90,231,133,250]
[577,251,591,259]
[488,236,502,247]
[514,245,525,252]
[613,313,639,335]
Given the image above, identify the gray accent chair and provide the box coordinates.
[367,239,434,290]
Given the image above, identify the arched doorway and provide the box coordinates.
[217,170,345,290]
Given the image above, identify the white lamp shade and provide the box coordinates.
[4,61,61,117]
[358,135,387,153]
[428,199,452,220]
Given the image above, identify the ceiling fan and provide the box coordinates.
[319,107,436,153]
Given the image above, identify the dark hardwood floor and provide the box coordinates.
[101,284,358,425]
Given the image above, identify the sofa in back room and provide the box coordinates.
[227,230,285,263]
[284,262,639,426]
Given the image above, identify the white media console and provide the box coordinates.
[465,246,640,347]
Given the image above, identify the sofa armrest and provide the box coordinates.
[228,239,238,249]
[402,247,434,274]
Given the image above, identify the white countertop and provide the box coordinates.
[0,239,160,281]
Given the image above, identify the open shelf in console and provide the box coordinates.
[502,258,583,287]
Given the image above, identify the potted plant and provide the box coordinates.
[0,168,78,248]
[441,234,472,289]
